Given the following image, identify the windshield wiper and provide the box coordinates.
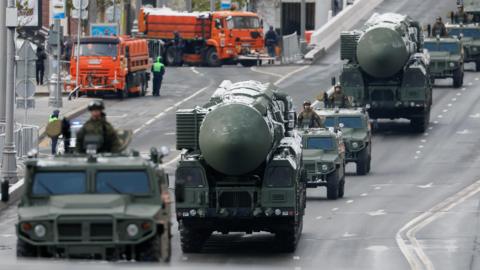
[105,180,122,194]
[37,180,53,195]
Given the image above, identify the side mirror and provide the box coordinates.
[1,181,9,202]
[331,77,336,86]
[175,182,185,203]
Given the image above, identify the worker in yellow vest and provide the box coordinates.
[151,57,165,96]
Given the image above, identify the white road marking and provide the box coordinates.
[0,234,14,237]
[442,109,448,113]
[346,200,354,204]
[475,78,479,81]
[452,98,457,101]
[331,208,339,212]
[374,186,381,190]
[468,82,473,85]
[417,182,433,189]
[456,93,462,96]
[133,85,211,134]
[447,103,452,107]
[414,156,419,159]
[108,113,127,118]
[250,67,283,78]
[275,65,310,85]
[367,209,386,216]
[361,193,368,197]
[418,145,424,149]
[366,245,389,252]
[293,256,301,260]
[315,216,323,220]
[396,180,480,270]
[343,232,356,238]
[433,121,439,124]
[421,139,427,143]
[424,132,429,136]
[461,87,466,91]
[437,115,443,118]
[182,256,188,261]
[428,126,433,130]
[469,113,480,118]
[164,132,176,135]
[456,129,470,135]
[190,67,201,75]
[416,151,421,154]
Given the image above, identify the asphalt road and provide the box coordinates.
[1,0,480,269]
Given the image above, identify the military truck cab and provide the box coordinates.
[299,128,346,200]
[16,151,172,262]
[424,37,464,87]
[446,24,480,71]
[316,108,372,175]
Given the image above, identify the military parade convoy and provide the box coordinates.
[3,0,480,264]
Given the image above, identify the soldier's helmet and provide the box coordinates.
[88,100,105,111]
[303,100,312,106]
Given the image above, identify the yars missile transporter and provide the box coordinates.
[340,13,432,132]
[16,150,172,262]
[175,80,306,253]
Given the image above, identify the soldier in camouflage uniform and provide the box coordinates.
[76,100,121,153]
[297,100,323,128]
[328,85,351,108]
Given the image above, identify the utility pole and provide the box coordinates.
[76,0,83,97]
[300,0,307,52]
[2,0,19,199]
[0,0,7,132]
[210,0,215,11]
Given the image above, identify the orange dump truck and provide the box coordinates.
[138,7,271,67]
[69,36,151,98]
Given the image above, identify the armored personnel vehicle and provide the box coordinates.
[175,80,306,253]
[446,24,480,71]
[424,37,464,87]
[15,148,172,262]
[340,13,432,132]
[316,108,372,175]
[298,128,346,199]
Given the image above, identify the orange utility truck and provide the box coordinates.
[69,36,151,98]
[138,7,271,67]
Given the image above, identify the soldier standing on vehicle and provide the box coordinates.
[328,85,351,108]
[152,57,165,96]
[265,26,278,64]
[35,45,47,85]
[297,100,323,128]
[432,17,448,37]
[454,4,470,24]
[76,101,121,153]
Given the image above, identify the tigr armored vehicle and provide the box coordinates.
[15,150,172,262]
[446,24,480,71]
[298,128,346,200]
[340,13,432,132]
[424,37,464,87]
[316,108,372,175]
[175,80,306,253]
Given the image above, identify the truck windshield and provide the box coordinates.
[306,137,334,151]
[176,167,204,187]
[32,172,86,195]
[338,117,363,128]
[264,167,292,187]
[96,170,150,194]
[448,28,480,38]
[76,43,118,57]
[227,16,260,29]
[424,42,460,53]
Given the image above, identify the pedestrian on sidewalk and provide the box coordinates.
[46,110,61,155]
[36,45,47,85]
[151,57,165,96]
[265,26,278,65]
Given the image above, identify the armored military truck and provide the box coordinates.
[340,13,432,132]
[298,128,346,200]
[316,108,372,175]
[446,24,480,71]
[424,37,464,87]
[15,149,172,262]
[175,80,306,253]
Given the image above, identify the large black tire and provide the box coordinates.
[275,216,303,253]
[411,110,430,133]
[140,75,147,97]
[165,46,177,66]
[179,221,211,253]
[16,239,37,257]
[205,47,221,67]
[326,170,339,200]
[453,66,464,88]
[476,60,480,72]
[356,148,369,175]
[239,60,257,67]
[117,83,129,99]
[136,234,163,262]
[338,180,345,198]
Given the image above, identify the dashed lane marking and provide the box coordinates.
[346,200,354,204]
[250,67,283,78]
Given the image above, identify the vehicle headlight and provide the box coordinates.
[189,209,197,217]
[274,209,282,216]
[449,62,455,67]
[474,47,478,52]
[34,224,46,238]
[126,224,139,237]
[321,164,329,171]
[352,142,359,148]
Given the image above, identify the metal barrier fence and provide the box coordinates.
[282,32,303,64]
[0,123,39,163]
